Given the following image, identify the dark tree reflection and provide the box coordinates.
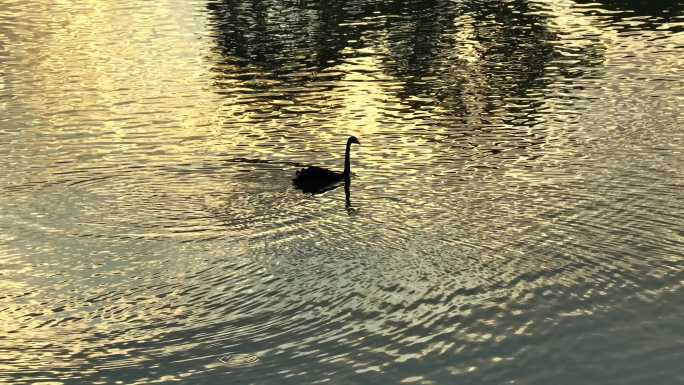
[207,0,359,74]
[378,0,558,112]
[576,0,683,17]
[205,0,600,119]
[574,0,683,31]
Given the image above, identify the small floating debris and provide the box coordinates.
[217,353,260,368]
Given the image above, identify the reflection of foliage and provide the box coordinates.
[575,0,683,18]
[466,1,557,93]
[380,0,559,109]
[207,0,356,72]
[574,0,683,32]
[206,0,601,113]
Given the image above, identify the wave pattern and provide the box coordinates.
[0,0,682,384]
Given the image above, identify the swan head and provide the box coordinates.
[348,136,360,145]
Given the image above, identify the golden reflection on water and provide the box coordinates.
[1,0,683,383]
[329,51,384,137]
[2,0,222,375]
[11,0,220,154]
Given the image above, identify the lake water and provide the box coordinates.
[1,0,682,384]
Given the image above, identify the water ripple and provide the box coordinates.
[1,0,683,384]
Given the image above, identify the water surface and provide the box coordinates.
[1,0,682,384]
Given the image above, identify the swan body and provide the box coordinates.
[293,136,360,194]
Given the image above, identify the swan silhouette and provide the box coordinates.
[293,136,360,194]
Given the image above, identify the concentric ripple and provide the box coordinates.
[1,0,682,384]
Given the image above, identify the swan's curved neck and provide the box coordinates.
[343,141,352,179]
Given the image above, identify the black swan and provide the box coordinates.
[293,136,360,194]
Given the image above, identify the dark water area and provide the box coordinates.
[0,0,682,384]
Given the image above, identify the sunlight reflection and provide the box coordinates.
[1,0,682,383]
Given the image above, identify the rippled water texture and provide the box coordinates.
[1,0,683,384]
